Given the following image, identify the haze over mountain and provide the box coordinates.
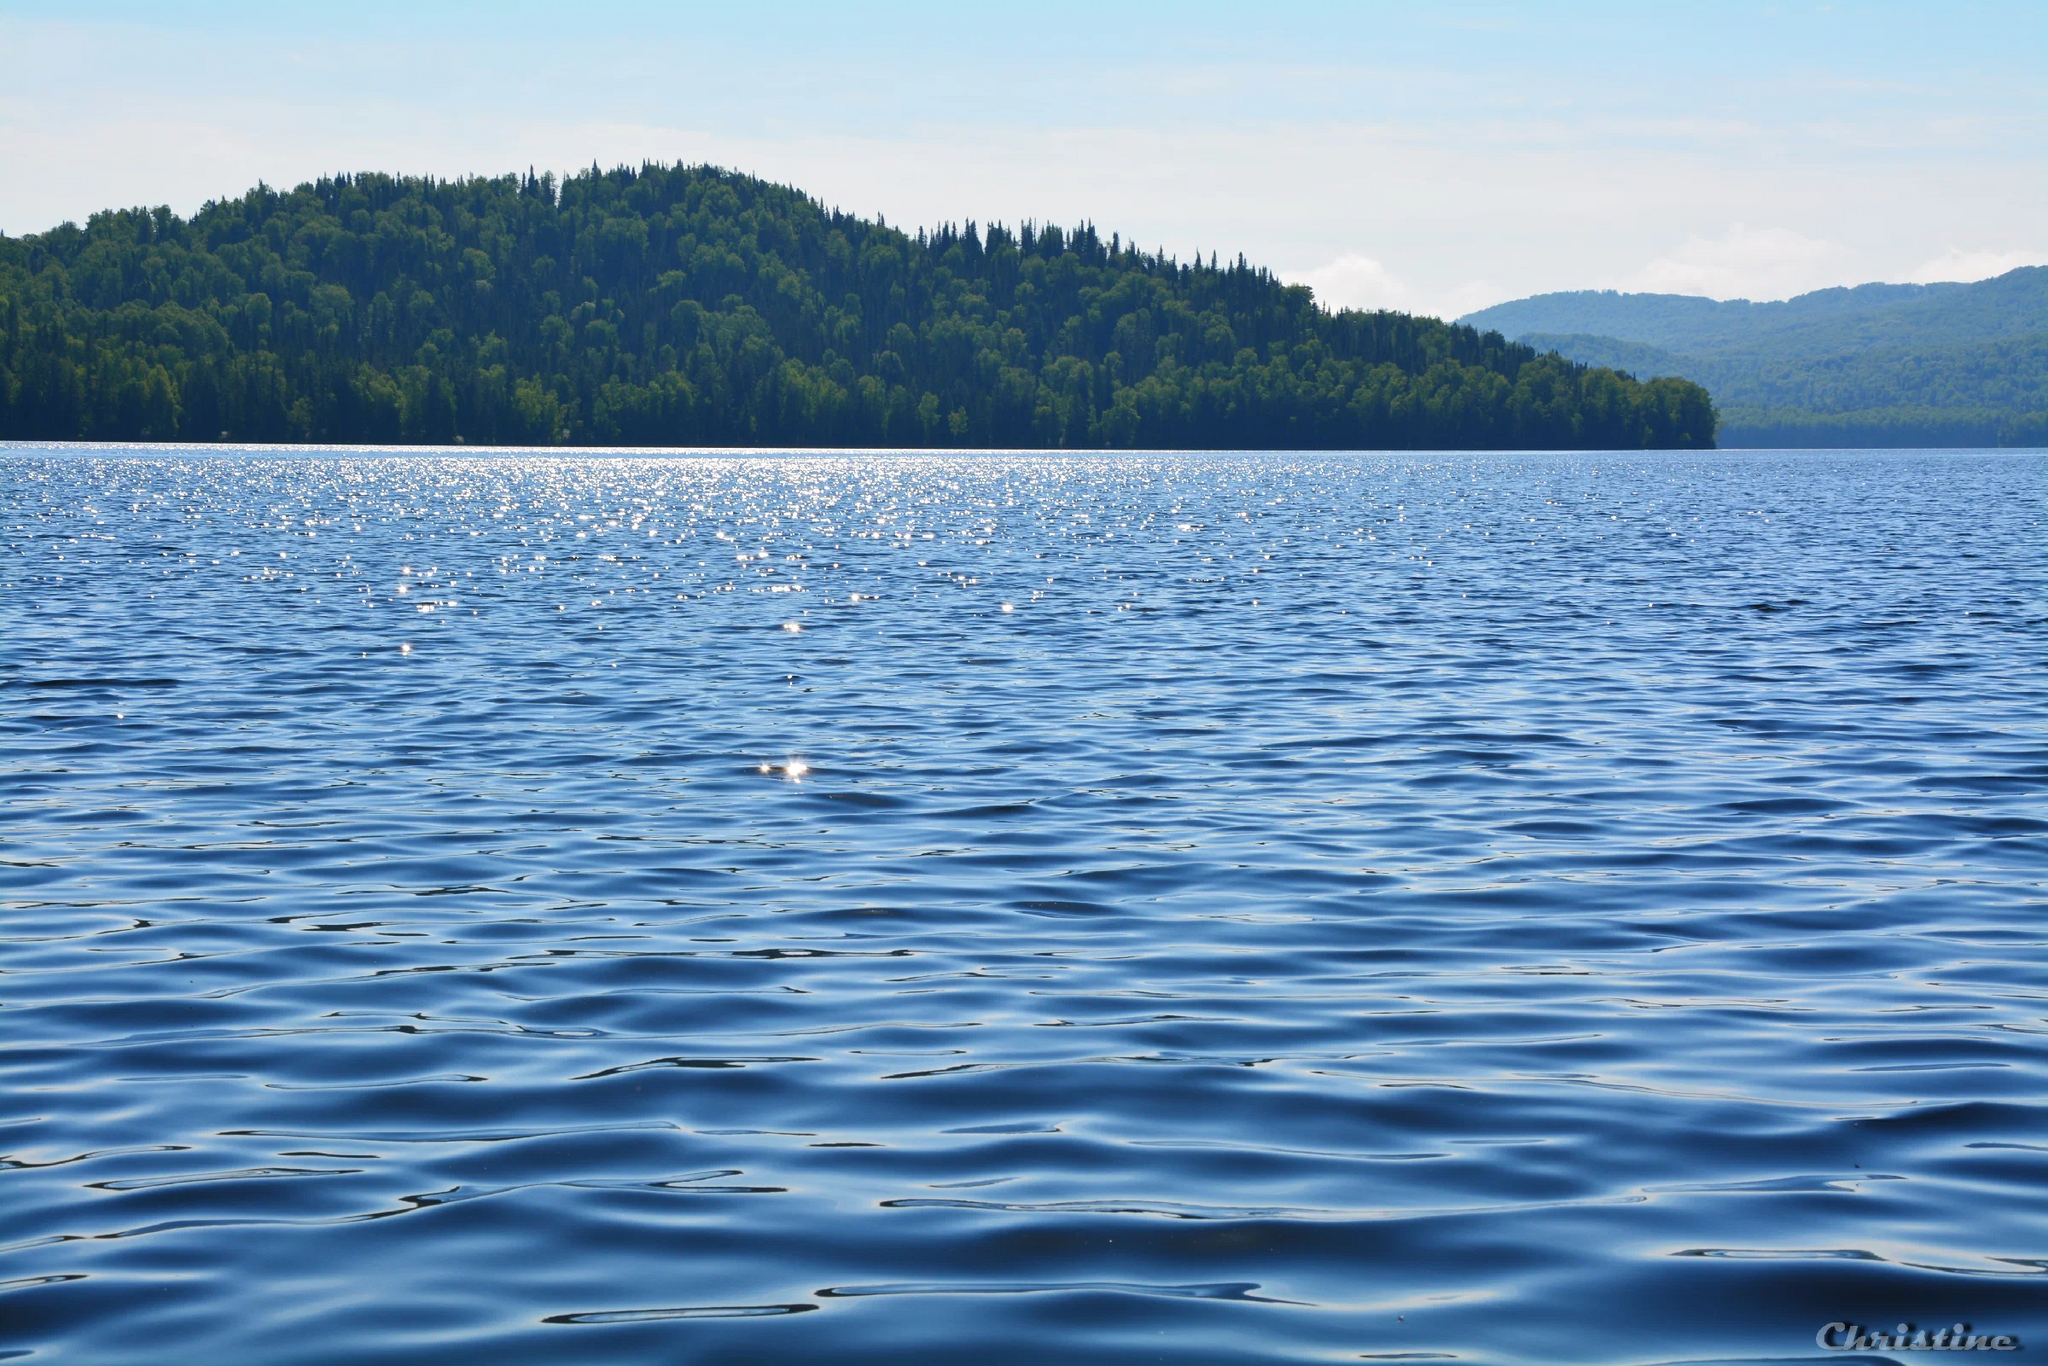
[0,164,1713,450]
[1461,269,2048,447]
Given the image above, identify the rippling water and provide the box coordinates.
[3,445,2043,1365]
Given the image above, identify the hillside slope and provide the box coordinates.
[0,165,1713,449]
[1464,270,2047,447]
[1464,270,2046,358]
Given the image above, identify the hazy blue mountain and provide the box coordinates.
[1464,270,2045,356]
[1518,334,1700,384]
[1465,268,2047,447]
[1521,330,2048,413]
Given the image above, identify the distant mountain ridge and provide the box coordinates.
[1461,268,2048,447]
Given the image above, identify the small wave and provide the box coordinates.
[545,1303,817,1323]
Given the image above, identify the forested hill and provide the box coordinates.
[0,164,1714,449]
[1462,269,2048,358]
[1460,270,2047,448]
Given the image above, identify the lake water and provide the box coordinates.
[3,446,2043,1365]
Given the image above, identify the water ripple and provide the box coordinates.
[2,446,2043,1365]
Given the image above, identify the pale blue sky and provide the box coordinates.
[3,1,2042,317]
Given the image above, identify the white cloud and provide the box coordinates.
[1905,246,2047,283]
[1284,259,1503,324]
[4,9,2047,320]
[1438,280,1510,320]
[1286,255,1410,313]
[1629,223,1840,300]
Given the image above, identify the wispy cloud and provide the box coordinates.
[1905,246,2047,284]
[3,6,2043,313]
[1630,224,1840,301]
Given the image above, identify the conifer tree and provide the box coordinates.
[0,164,1718,449]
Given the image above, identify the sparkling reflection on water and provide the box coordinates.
[2,446,2044,1366]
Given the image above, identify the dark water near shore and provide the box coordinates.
[3,445,2043,1365]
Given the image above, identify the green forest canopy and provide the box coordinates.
[1463,271,2048,448]
[1518,330,2048,449]
[0,164,1715,450]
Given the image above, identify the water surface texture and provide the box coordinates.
[4,447,2044,1365]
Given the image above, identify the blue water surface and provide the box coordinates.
[3,446,2043,1365]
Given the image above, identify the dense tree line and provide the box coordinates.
[0,164,1715,449]
[1524,329,2046,446]
[1477,272,2047,449]
[1720,405,2047,450]
[1714,334,2048,417]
